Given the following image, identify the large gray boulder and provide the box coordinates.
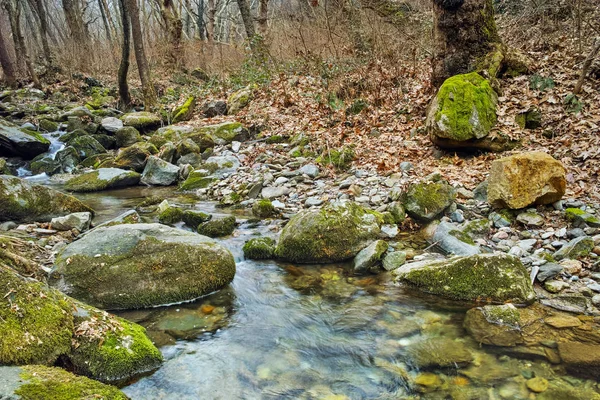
[51,223,236,309]
[0,175,93,222]
[140,155,179,186]
[275,202,382,263]
[65,168,140,192]
[393,253,535,303]
[0,118,50,158]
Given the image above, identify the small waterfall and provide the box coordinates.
[19,130,66,180]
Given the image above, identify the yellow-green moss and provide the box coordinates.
[198,216,236,237]
[158,206,183,224]
[172,96,196,123]
[179,171,217,191]
[182,210,212,228]
[403,181,456,222]
[252,199,276,218]
[243,237,277,259]
[565,208,600,226]
[316,146,356,171]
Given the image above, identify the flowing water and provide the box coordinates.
[17,130,65,180]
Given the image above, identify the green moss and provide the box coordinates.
[252,199,276,218]
[21,128,51,145]
[65,170,140,192]
[158,206,183,224]
[449,229,476,245]
[403,181,456,222]
[0,265,74,365]
[481,304,520,327]
[565,208,600,226]
[38,119,59,132]
[243,237,277,260]
[179,171,217,191]
[462,219,491,237]
[198,216,236,237]
[265,135,286,144]
[182,210,212,228]
[219,192,242,206]
[172,96,196,123]
[316,146,356,170]
[15,365,128,399]
[432,72,497,141]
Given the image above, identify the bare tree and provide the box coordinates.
[0,24,17,87]
[207,0,215,41]
[235,0,255,40]
[62,0,91,53]
[3,0,40,88]
[117,0,131,108]
[27,0,53,64]
[155,0,183,69]
[257,0,268,37]
[127,0,156,107]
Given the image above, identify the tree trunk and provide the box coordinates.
[155,0,183,70]
[61,0,90,53]
[235,0,255,40]
[4,0,40,88]
[573,38,600,95]
[257,0,268,37]
[207,0,215,42]
[117,0,131,108]
[127,0,156,107]
[28,0,52,64]
[0,25,17,87]
[342,0,369,56]
[431,0,500,88]
[98,0,113,43]
[196,0,206,40]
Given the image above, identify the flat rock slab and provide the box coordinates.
[65,168,141,192]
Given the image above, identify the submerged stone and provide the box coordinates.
[243,237,277,260]
[65,168,140,192]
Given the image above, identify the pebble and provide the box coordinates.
[305,197,323,207]
[588,283,600,293]
[231,141,241,152]
[399,162,413,171]
[450,210,464,223]
[271,200,285,209]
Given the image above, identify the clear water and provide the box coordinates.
[18,130,65,181]
[61,188,600,399]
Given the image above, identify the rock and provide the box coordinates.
[262,186,291,199]
[65,168,140,192]
[182,210,212,228]
[197,216,236,238]
[393,253,535,303]
[0,365,128,399]
[51,223,236,309]
[487,152,566,209]
[179,170,216,191]
[553,236,594,260]
[382,251,407,271]
[431,221,481,256]
[38,119,59,132]
[353,240,388,274]
[544,280,569,293]
[0,175,93,222]
[100,116,123,133]
[473,181,488,202]
[427,72,516,152]
[516,212,545,227]
[275,202,382,263]
[205,154,240,177]
[380,224,398,238]
[252,199,277,217]
[389,202,406,224]
[68,135,106,159]
[93,134,116,150]
[408,338,473,369]
[227,87,253,114]
[121,111,161,130]
[172,96,196,123]
[526,377,548,393]
[515,107,542,130]
[299,163,319,178]
[560,259,582,275]
[305,197,323,207]
[558,342,600,379]
[202,100,227,117]
[203,122,247,144]
[536,263,563,282]
[0,118,50,158]
[115,126,142,148]
[243,237,277,260]
[140,155,179,186]
[113,142,157,172]
[157,205,183,224]
[403,180,456,222]
[51,212,92,232]
[565,208,600,227]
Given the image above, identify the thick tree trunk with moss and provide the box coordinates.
[155,0,183,70]
[431,0,500,88]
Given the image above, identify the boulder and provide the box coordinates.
[172,96,196,123]
[51,223,236,309]
[140,155,179,186]
[0,366,128,399]
[393,253,535,303]
[113,142,157,172]
[487,152,566,209]
[252,199,277,217]
[51,212,93,231]
[205,154,240,177]
[227,87,253,114]
[55,146,80,173]
[275,202,382,263]
[0,175,93,222]
[115,126,142,148]
[431,221,481,256]
[353,240,388,274]
[67,135,107,159]
[427,72,516,152]
[199,121,247,144]
[243,237,277,260]
[553,236,594,260]
[382,251,406,271]
[158,205,183,224]
[179,170,216,191]
[100,116,123,133]
[182,210,212,228]
[402,180,456,222]
[65,168,140,192]
[202,100,227,117]
[197,216,236,237]
[0,118,50,158]
[121,111,161,130]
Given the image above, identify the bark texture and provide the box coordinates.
[127,0,156,107]
[155,0,183,70]
[117,0,131,108]
[0,24,17,87]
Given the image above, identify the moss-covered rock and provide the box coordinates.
[140,155,179,186]
[0,118,50,159]
[197,121,246,144]
[114,142,158,172]
[65,168,140,192]
[175,138,200,159]
[158,205,183,224]
[51,223,236,309]
[402,180,456,222]
[182,210,212,228]
[0,365,128,399]
[227,88,253,114]
[353,240,388,274]
[67,135,107,159]
[38,118,59,132]
[487,151,566,209]
[565,208,600,227]
[553,236,594,260]
[172,96,196,123]
[316,146,355,171]
[0,265,74,365]
[197,216,237,238]
[393,253,536,303]
[252,199,276,218]
[515,107,542,129]
[408,337,473,369]
[121,111,162,131]
[115,126,142,148]
[0,175,93,222]
[179,170,216,191]
[275,202,382,263]
[243,237,277,260]
[30,155,61,175]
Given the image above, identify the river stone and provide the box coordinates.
[140,155,179,186]
[408,338,473,369]
[558,342,600,379]
[262,186,291,199]
[0,366,128,399]
[353,240,388,274]
[393,253,535,303]
[403,180,456,222]
[51,223,236,309]
[516,212,545,227]
[51,212,92,232]
[0,118,50,158]
[487,152,566,209]
[243,237,277,260]
[0,175,93,222]
[565,208,600,227]
[536,263,563,282]
[299,163,319,178]
[197,216,236,238]
[275,201,382,263]
[121,111,161,130]
[205,154,240,177]
[65,168,140,192]
[553,236,594,260]
[55,146,80,173]
[67,135,107,159]
[100,116,123,133]
[113,142,157,172]
[431,221,481,256]
[115,126,142,148]
[382,251,407,271]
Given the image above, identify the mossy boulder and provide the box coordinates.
[553,236,594,260]
[121,111,162,131]
[427,72,517,152]
[565,208,600,227]
[487,151,566,209]
[0,365,128,399]
[0,118,50,158]
[65,168,140,192]
[38,118,59,132]
[51,223,236,309]
[30,155,60,175]
[182,210,212,228]
[243,237,277,260]
[158,205,183,224]
[0,175,93,222]
[197,216,237,238]
[252,199,276,218]
[114,142,158,172]
[197,121,246,144]
[67,135,107,159]
[115,126,142,148]
[353,240,389,274]
[393,253,536,303]
[0,264,74,365]
[172,96,196,123]
[227,87,253,114]
[179,170,216,191]
[403,180,456,222]
[515,107,542,129]
[275,202,382,263]
[140,155,179,186]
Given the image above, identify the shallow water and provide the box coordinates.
[61,187,600,399]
